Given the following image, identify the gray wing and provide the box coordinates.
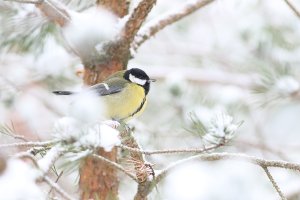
[90,83,123,96]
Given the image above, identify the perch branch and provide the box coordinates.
[132,0,215,51]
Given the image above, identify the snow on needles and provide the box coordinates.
[62,7,119,60]
[203,113,241,145]
[275,76,300,97]
[0,159,44,200]
[54,117,120,151]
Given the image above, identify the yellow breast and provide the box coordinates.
[103,84,147,121]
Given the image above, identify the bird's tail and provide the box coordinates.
[53,91,75,95]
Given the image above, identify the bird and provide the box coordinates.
[53,68,155,122]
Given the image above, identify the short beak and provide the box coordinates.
[148,79,156,83]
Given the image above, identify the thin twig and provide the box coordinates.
[283,0,300,18]
[132,0,215,51]
[156,152,300,183]
[92,153,137,182]
[118,143,223,155]
[44,176,75,200]
[48,170,64,197]
[0,140,57,149]
[262,167,287,200]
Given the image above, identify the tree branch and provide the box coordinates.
[156,152,300,183]
[0,140,57,149]
[132,0,215,51]
[283,0,300,19]
[118,143,223,155]
[121,0,157,44]
[96,0,129,17]
[262,167,287,200]
[91,153,137,182]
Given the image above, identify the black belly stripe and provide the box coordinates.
[130,97,146,117]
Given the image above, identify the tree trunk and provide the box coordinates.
[79,1,130,199]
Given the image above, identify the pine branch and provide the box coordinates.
[0,140,57,149]
[38,145,65,174]
[118,143,223,155]
[262,167,287,200]
[132,0,215,52]
[96,0,129,17]
[121,0,157,44]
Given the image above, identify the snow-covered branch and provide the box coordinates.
[132,0,215,52]
[118,143,224,155]
[121,0,156,43]
[37,145,64,174]
[262,166,287,200]
[0,140,57,149]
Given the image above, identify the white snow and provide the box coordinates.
[79,123,120,151]
[203,112,240,144]
[54,117,120,151]
[69,90,105,123]
[54,116,81,141]
[163,162,210,200]
[275,76,300,96]
[0,159,44,200]
[37,145,62,173]
[62,7,119,59]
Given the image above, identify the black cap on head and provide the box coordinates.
[124,68,152,95]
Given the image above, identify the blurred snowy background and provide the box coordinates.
[1,0,300,199]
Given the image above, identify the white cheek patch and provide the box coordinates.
[129,74,147,85]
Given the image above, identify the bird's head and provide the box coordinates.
[124,68,155,94]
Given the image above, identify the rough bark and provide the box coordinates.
[79,1,131,200]
[96,0,129,17]
[34,0,156,199]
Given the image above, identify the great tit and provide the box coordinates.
[53,68,155,122]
